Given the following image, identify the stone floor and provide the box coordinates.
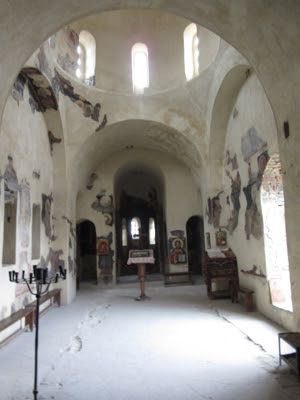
[0,280,300,400]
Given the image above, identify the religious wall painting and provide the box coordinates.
[97,233,114,284]
[42,193,53,239]
[91,190,114,226]
[19,180,31,248]
[241,128,269,240]
[225,170,241,234]
[206,193,222,228]
[169,236,187,264]
[86,173,98,190]
[97,238,109,255]
[48,130,62,154]
[52,69,107,126]
[11,73,26,105]
[215,229,227,247]
[225,150,238,170]
[241,127,267,162]
[21,68,58,113]
[40,248,65,275]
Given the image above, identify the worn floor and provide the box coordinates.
[0,280,299,400]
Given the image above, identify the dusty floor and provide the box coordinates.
[0,280,300,400]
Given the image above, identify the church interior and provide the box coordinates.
[1,1,300,398]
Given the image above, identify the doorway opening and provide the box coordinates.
[186,215,205,276]
[114,162,167,281]
[76,220,97,287]
[261,153,293,311]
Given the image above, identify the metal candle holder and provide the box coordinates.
[9,265,67,400]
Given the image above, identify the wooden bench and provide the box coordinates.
[0,288,61,346]
[164,272,193,286]
[238,287,254,311]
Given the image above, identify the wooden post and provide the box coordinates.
[136,263,147,300]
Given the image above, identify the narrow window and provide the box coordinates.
[122,218,128,246]
[132,43,149,94]
[78,30,96,86]
[261,153,293,311]
[184,23,199,81]
[131,217,141,238]
[149,217,156,245]
[31,204,40,260]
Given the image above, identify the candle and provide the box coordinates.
[29,273,33,284]
[9,271,12,281]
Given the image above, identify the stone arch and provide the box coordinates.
[70,119,205,199]
[209,64,252,193]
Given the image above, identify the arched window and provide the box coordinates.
[184,23,199,81]
[131,217,141,238]
[131,43,149,94]
[149,217,156,245]
[77,30,96,86]
[261,153,293,311]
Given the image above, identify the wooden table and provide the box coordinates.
[279,332,300,380]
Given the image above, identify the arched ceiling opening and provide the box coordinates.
[71,119,204,196]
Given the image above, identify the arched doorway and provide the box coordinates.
[114,162,167,280]
[76,220,97,287]
[186,216,205,275]
[261,154,293,311]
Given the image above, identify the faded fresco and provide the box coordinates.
[86,173,98,190]
[91,190,114,226]
[242,127,268,239]
[52,69,107,126]
[4,156,19,194]
[42,193,53,239]
[12,68,58,113]
[224,169,241,234]
[206,194,222,228]
[97,233,114,284]
[41,248,65,275]
[48,130,62,153]
[18,180,31,248]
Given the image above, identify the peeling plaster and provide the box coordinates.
[91,190,114,226]
[42,193,53,239]
[241,265,266,278]
[52,69,103,122]
[41,247,65,274]
[48,130,62,153]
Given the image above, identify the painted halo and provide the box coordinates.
[172,237,184,248]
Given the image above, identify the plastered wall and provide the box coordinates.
[0,81,54,322]
[205,73,294,329]
[76,149,203,283]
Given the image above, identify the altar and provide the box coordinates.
[127,249,155,300]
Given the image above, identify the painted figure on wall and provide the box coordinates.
[97,239,109,255]
[169,237,186,264]
[215,230,227,247]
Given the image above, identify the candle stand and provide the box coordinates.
[9,265,67,400]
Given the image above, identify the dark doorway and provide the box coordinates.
[114,162,167,280]
[76,220,97,287]
[186,216,204,275]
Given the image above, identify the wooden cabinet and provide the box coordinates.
[279,332,300,380]
[203,250,238,302]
